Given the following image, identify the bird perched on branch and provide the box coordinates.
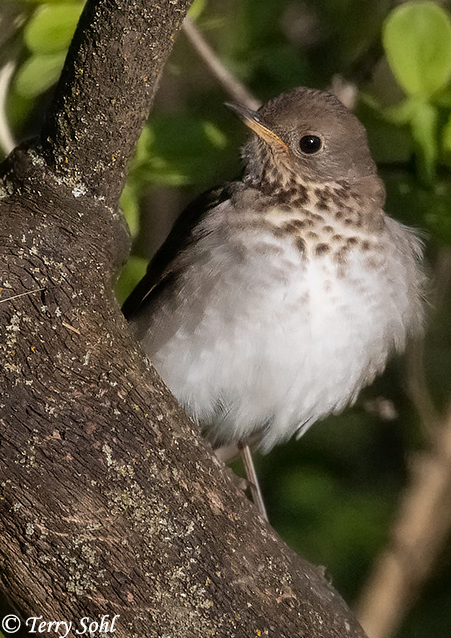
[122,87,424,518]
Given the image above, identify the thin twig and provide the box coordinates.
[328,75,358,111]
[355,406,451,638]
[0,287,44,304]
[61,321,81,335]
[182,16,261,111]
[182,19,360,116]
[405,339,440,434]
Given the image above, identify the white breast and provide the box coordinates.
[141,210,423,452]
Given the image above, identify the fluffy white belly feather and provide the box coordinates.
[142,216,419,451]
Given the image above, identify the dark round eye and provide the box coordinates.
[299,135,322,154]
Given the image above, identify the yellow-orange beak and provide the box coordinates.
[226,103,289,150]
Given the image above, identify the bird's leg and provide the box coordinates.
[238,441,268,521]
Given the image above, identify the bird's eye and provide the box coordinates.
[299,135,322,154]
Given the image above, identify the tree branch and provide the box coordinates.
[355,403,451,638]
[39,0,189,204]
[182,16,261,110]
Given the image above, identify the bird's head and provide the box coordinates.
[228,87,379,188]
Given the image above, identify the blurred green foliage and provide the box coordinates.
[15,2,83,96]
[2,0,451,636]
[381,2,451,182]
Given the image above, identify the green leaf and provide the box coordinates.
[25,3,83,55]
[383,1,451,97]
[188,0,207,21]
[15,52,66,97]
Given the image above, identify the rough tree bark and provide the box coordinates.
[0,0,369,636]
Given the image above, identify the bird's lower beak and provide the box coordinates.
[226,103,289,150]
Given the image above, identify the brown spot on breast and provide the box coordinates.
[295,184,309,205]
[331,234,344,243]
[260,176,311,208]
[295,237,306,253]
[292,195,310,207]
[278,203,294,212]
[346,237,359,247]
[323,225,334,233]
[283,218,312,232]
[315,243,331,255]
[276,188,297,205]
[316,199,330,211]
[294,219,312,229]
[314,186,335,210]
[333,185,351,200]
[283,221,296,233]
[307,231,319,240]
[261,181,277,197]
[362,240,371,251]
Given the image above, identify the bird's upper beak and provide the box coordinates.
[226,103,289,150]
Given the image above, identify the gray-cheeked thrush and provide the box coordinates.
[123,87,425,514]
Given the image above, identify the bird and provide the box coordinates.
[122,87,425,518]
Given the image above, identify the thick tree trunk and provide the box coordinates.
[0,0,369,635]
